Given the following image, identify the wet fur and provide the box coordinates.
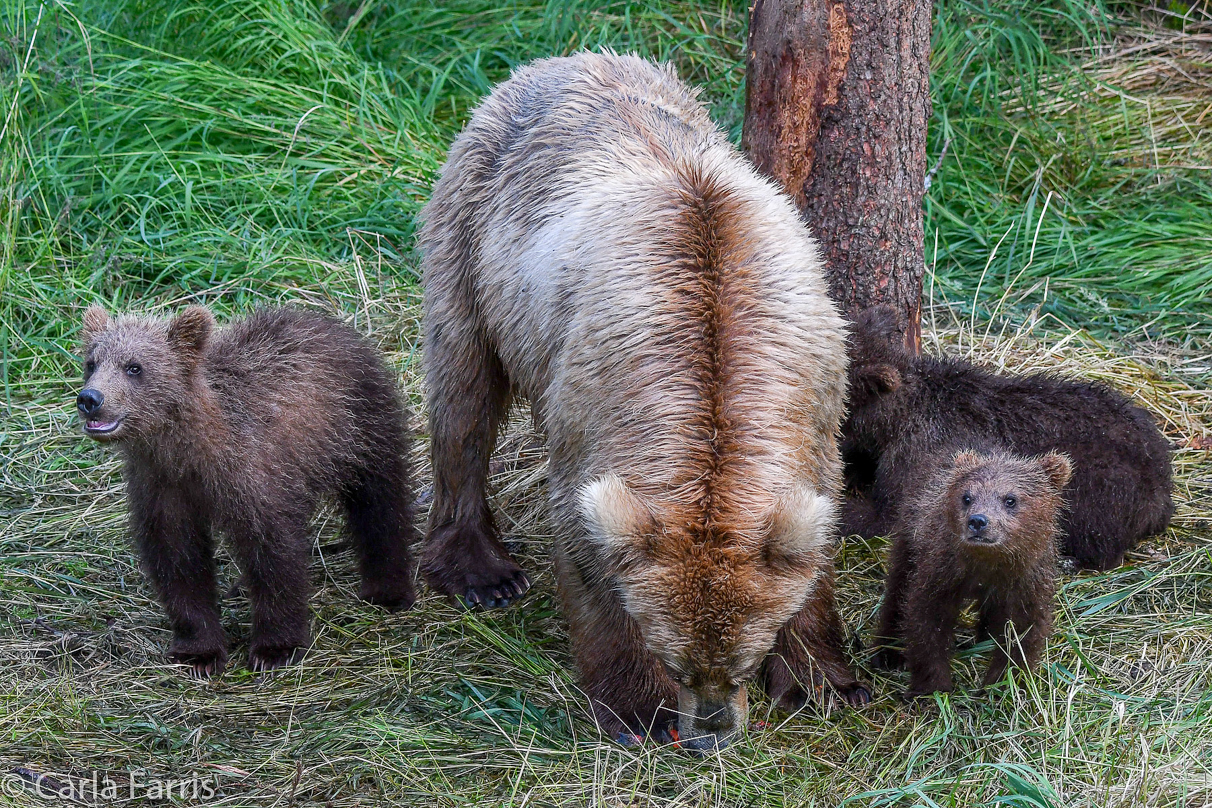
[873,450,1071,697]
[842,306,1174,571]
[419,52,866,746]
[79,306,417,675]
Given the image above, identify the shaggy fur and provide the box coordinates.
[873,450,1072,697]
[842,306,1174,571]
[78,306,417,675]
[419,52,867,750]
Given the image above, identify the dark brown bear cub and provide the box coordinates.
[78,305,417,675]
[843,305,1173,571]
[873,450,1071,697]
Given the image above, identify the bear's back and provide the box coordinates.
[913,357,1170,492]
[201,309,402,484]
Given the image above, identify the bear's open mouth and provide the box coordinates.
[965,533,998,544]
[84,417,123,435]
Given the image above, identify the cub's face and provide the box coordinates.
[580,475,835,751]
[948,450,1073,549]
[77,306,213,443]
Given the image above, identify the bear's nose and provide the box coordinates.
[77,388,104,417]
[695,700,731,732]
[968,514,988,534]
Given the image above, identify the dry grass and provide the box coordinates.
[2,279,1210,806]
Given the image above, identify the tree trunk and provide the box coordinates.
[743,0,931,353]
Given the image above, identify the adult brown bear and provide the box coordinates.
[418,52,867,750]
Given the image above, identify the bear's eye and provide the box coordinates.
[660,659,686,682]
[125,363,142,377]
[1003,496,1017,509]
[84,360,96,375]
[961,493,973,507]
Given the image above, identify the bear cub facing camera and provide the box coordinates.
[843,305,1173,571]
[78,305,417,675]
[873,450,1072,698]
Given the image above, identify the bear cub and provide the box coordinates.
[78,305,417,675]
[843,305,1173,571]
[873,450,1072,698]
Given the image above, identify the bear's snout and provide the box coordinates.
[966,514,990,541]
[77,388,104,417]
[695,699,731,730]
[677,682,746,753]
[78,387,124,438]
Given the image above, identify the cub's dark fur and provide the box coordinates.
[843,306,1173,571]
[78,306,417,675]
[874,450,1071,697]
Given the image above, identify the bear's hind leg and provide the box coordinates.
[421,309,528,609]
[764,570,871,708]
[343,463,417,612]
[980,576,1055,688]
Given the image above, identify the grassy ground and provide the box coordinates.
[2,0,1211,805]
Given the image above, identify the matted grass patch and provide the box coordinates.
[2,296,1209,806]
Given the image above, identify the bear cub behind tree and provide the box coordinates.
[843,305,1173,571]
[77,305,417,675]
[873,450,1072,697]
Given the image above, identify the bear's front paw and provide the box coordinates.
[168,640,227,678]
[420,523,531,609]
[248,643,305,672]
[836,681,873,707]
[360,579,417,612]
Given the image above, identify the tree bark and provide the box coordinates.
[743,0,931,353]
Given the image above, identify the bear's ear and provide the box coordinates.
[852,363,902,400]
[952,449,985,471]
[82,305,111,344]
[765,484,836,570]
[1039,451,1073,491]
[167,306,214,357]
[579,473,657,563]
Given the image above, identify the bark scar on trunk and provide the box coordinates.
[744,0,930,354]
[824,3,850,108]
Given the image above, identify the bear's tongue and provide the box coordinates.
[88,420,117,430]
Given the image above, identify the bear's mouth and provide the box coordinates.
[84,417,124,436]
[965,533,999,545]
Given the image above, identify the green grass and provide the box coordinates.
[927,0,1212,339]
[2,0,1211,805]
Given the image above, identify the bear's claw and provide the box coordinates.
[461,570,531,610]
[839,682,873,707]
[172,652,227,679]
[249,645,304,672]
[168,639,227,678]
[421,524,532,609]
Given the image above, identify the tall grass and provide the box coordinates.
[928,0,1212,337]
[5,0,1210,397]
[0,0,751,397]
